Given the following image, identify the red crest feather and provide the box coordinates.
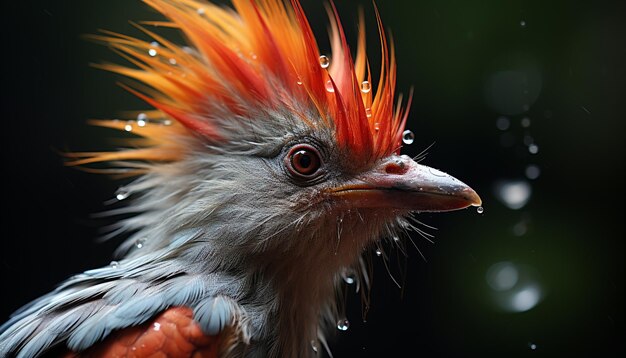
[70,0,410,170]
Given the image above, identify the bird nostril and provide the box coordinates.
[384,160,407,175]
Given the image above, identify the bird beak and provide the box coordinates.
[328,155,481,212]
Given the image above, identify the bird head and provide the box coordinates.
[68,0,481,350]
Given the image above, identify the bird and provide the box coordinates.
[0,0,481,357]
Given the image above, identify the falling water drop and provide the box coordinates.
[525,165,541,180]
[197,7,205,15]
[148,48,157,57]
[296,79,303,85]
[310,340,318,353]
[153,322,161,331]
[319,55,330,69]
[360,80,371,93]
[528,342,537,350]
[477,206,484,214]
[162,119,173,126]
[528,144,539,154]
[336,319,350,331]
[402,130,415,145]
[495,180,531,209]
[513,221,528,236]
[521,117,531,127]
[168,58,177,65]
[375,249,382,256]
[365,108,372,118]
[110,261,119,269]
[115,188,129,201]
[523,135,534,146]
[496,116,510,130]
[520,20,527,27]
[124,122,133,132]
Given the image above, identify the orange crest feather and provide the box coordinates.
[72,0,410,169]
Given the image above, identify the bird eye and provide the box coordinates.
[285,144,322,178]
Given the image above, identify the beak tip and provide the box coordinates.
[463,187,482,207]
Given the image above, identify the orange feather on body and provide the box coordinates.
[63,307,227,357]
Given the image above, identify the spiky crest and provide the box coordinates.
[70,0,410,170]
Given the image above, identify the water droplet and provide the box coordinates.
[296,79,303,85]
[163,119,172,126]
[393,236,400,242]
[495,180,532,209]
[496,116,510,131]
[523,135,534,146]
[342,270,356,284]
[374,122,380,131]
[197,7,205,15]
[336,319,350,331]
[375,249,382,256]
[513,221,527,236]
[311,340,318,353]
[150,41,159,47]
[477,206,484,214]
[148,48,157,57]
[153,322,161,331]
[124,122,133,132]
[115,188,129,201]
[168,58,177,65]
[360,80,371,93]
[486,261,519,291]
[525,165,541,180]
[319,55,330,69]
[135,237,147,249]
[365,108,372,118]
[520,20,527,27]
[521,117,531,127]
[325,80,334,92]
[402,130,415,145]
[528,342,537,350]
[110,261,119,269]
[136,113,148,127]
[528,144,539,154]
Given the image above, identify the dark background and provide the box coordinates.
[1,0,623,356]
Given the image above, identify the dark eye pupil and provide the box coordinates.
[297,151,312,168]
[288,146,321,177]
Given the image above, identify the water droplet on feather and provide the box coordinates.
[115,189,129,201]
[319,55,330,69]
[360,80,371,93]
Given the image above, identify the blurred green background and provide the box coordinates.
[1,0,623,356]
